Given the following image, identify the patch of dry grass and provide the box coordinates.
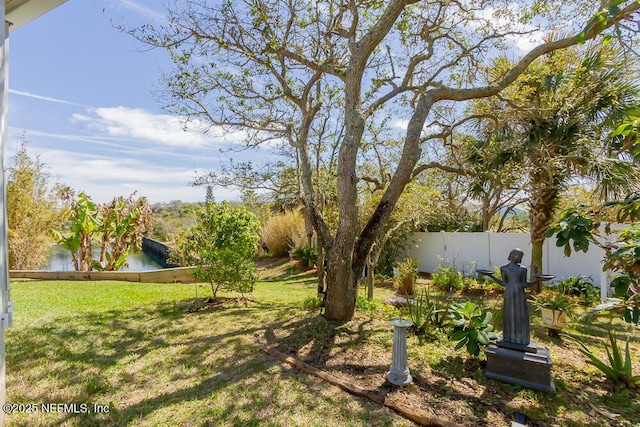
[260,211,307,257]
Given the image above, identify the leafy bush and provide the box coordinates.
[293,246,318,268]
[476,266,504,291]
[50,192,152,271]
[7,139,68,270]
[302,296,323,310]
[261,210,307,257]
[356,296,381,312]
[531,291,576,314]
[576,331,640,388]
[432,263,467,291]
[556,275,600,305]
[450,301,498,358]
[175,201,261,298]
[546,205,596,257]
[547,205,640,326]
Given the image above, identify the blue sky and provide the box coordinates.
[7,0,247,204]
[7,0,546,205]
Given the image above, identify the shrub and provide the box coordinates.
[302,296,323,310]
[50,192,152,271]
[293,246,318,268]
[547,207,640,326]
[476,266,504,291]
[261,210,307,257]
[432,263,466,291]
[556,275,600,305]
[176,201,261,298]
[531,291,577,315]
[406,287,451,344]
[7,139,68,270]
[356,296,381,312]
[450,301,498,358]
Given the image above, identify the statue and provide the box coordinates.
[478,248,557,393]
[478,248,553,350]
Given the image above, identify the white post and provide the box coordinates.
[387,318,412,386]
[600,269,609,302]
[0,10,9,427]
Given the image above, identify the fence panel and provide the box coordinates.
[404,232,442,273]
[405,231,610,288]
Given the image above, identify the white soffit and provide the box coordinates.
[5,0,68,33]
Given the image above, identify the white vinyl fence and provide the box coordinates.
[403,231,617,300]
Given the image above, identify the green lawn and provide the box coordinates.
[5,262,640,426]
[5,264,409,427]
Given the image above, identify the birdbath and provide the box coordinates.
[387,318,413,386]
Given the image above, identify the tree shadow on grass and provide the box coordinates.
[6,299,407,427]
[271,314,389,368]
[419,354,563,426]
[424,347,639,426]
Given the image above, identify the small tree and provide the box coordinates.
[7,138,68,269]
[177,201,261,299]
[50,192,100,271]
[473,45,640,289]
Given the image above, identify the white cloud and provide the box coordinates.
[9,127,222,162]
[390,119,442,136]
[72,106,247,148]
[32,148,238,203]
[8,102,265,204]
[508,30,545,52]
[392,119,410,130]
[112,0,166,23]
[9,89,89,107]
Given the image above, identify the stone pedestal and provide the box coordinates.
[387,318,413,386]
[485,340,556,393]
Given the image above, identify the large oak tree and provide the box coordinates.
[129,0,640,320]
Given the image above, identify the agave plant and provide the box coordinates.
[406,287,451,344]
[576,331,640,388]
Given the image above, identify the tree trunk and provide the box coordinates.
[317,240,326,298]
[321,0,410,321]
[482,196,491,232]
[530,239,544,292]
[366,257,374,300]
[529,179,558,292]
[324,240,357,321]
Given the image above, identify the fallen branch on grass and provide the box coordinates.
[262,345,460,427]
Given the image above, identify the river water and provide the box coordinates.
[46,245,165,271]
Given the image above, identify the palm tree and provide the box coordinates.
[474,44,640,287]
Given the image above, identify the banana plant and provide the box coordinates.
[50,192,151,271]
[49,192,101,271]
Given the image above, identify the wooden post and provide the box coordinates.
[317,242,326,298]
[366,256,374,300]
